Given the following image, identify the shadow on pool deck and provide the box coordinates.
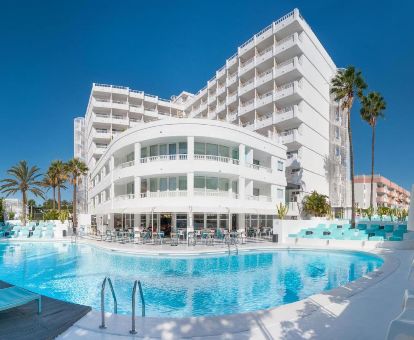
[0,281,91,340]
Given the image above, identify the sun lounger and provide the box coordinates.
[0,286,41,314]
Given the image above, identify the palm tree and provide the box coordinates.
[27,199,36,220]
[65,158,88,231]
[360,92,386,208]
[42,171,57,209]
[330,66,367,227]
[0,161,44,225]
[49,160,68,211]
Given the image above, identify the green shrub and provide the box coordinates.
[43,209,59,220]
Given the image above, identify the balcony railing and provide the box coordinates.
[246,163,272,173]
[140,154,188,163]
[141,191,188,198]
[246,195,272,202]
[115,194,135,201]
[116,161,135,169]
[194,154,239,165]
[194,189,239,199]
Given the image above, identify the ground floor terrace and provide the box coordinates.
[89,212,275,240]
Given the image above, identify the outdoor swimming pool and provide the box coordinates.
[0,242,383,317]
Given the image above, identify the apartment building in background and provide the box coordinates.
[354,175,411,210]
[74,8,350,224]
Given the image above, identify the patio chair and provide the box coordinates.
[0,286,41,314]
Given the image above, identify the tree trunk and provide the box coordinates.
[58,185,61,212]
[22,191,27,226]
[52,186,56,210]
[370,124,376,208]
[347,105,356,228]
[73,179,77,229]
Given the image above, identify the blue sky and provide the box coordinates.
[0,0,412,202]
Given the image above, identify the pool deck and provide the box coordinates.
[51,238,413,340]
[0,280,91,340]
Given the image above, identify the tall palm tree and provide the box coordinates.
[360,91,386,208]
[65,158,88,231]
[330,66,367,227]
[0,161,44,225]
[27,199,36,220]
[49,160,68,212]
[42,171,57,209]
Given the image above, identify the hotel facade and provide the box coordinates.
[74,9,350,233]
[354,175,411,210]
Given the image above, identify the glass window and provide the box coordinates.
[159,144,167,155]
[150,145,158,157]
[141,179,147,193]
[219,214,228,229]
[168,177,177,191]
[159,178,168,191]
[206,143,218,156]
[179,142,187,154]
[218,145,230,158]
[206,214,217,229]
[179,176,187,190]
[206,177,218,190]
[150,178,157,192]
[277,188,284,199]
[253,188,260,196]
[253,159,260,165]
[140,215,147,228]
[168,143,177,155]
[232,181,238,194]
[194,142,205,155]
[219,178,229,191]
[194,214,204,230]
[232,148,239,160]
[176,214,187,229]
[141,147,147,158]
[194,176,205,189]
[126,152,134,162]
[277,160,284,171]
[126,182,134,195]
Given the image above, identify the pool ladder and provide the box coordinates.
[98,277,146,335]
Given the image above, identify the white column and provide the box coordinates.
[239,144,245,165]
[271,155,278,171]
[110,155,115,209]
[246,148,253,164]
[187,136,194,161]
[238,213,245,232]
[134,176,141,199]
[408,185,414,231]
[188,172,194,197]
[271,184,277,201]
[134,142,141,163]
[245,179,253,197]
[134,214,141,231]
[239,176,245,200]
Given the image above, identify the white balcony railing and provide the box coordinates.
[194,154,239,165]
[141,191,188,198]
[194,189,239,199]
[115,194,135,201]
[246,195,272,202]
[116,161,135,169]
[140,154,188,163]
[246,163,272,173]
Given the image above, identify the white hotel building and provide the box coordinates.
[74,9,349,233]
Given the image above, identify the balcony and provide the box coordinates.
[285,153,301,167]
[239,57,255,75]
[256,91,274,108]
[94,113,111,124]
[93,129,111,140]
[114,194,135,201]
[111,115,129,126]
[280,128,301,147]
[226,93,237,105]
[246,162,272,173]
[217,85,226,96]
[130,104,144,114]
[239,99,255,115]
[217,66,226,79]
[141,191,188,198]
[239,36,255,56]
[227,73,238,87]
[226,53,238,68]
[116,161,135,170]
[239,78,255,96]
[256,68,273,87]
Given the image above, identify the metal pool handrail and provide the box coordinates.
[99,277,117,329]
[130,280,145,335]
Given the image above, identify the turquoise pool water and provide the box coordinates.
[0,243,383,317]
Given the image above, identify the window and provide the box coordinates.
[159,178,168,191]
[206,143,218,156]
[219,214,228,229]
[277,188,284,199]
[206,214,217,229]
[277,160,284,171]
[218,145,230,158]
[140,215,147,228]
[168,143,176,155]
[194,214,204,230]
[159,144,167,155]
[168,177,177,191]
[253,159,260,165]
[126,182,134,195]
[232,181,238,194]
[141,179,147,193]
[150,145,158,157]
[194,176,206,189]
[150,178,157,192]
[335,126,340,139]
[232,148,239,160]
[253,188,260,196]
[335,146,340,157]
[195,142,205,155]
[179,176,187,190]
[206,177,218,190]
[179,142,187,154]
[219,178,229,191]
[176,214,187,229]
[141,147,148,158]
[126,152,134,162]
